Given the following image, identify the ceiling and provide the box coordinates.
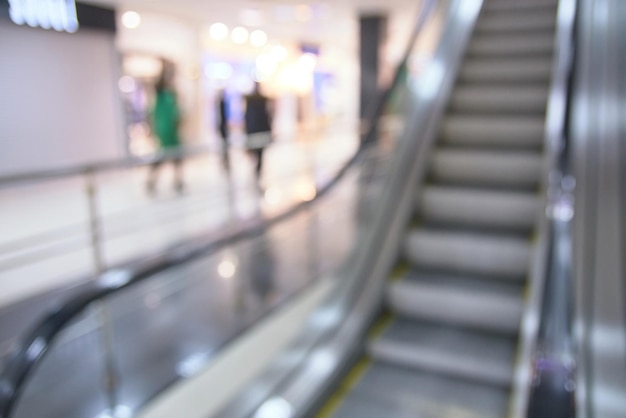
[82,0,421,43]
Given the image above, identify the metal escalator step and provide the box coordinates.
[450,85,548,114]
[459,57,552,83]
[431,149,543,187]
[332,362,508,418]
[485,0,558,12]
[387,273,523,333]
[330,395,415,418]
[367,320,516,386]
[405,229,531,279]
[420,186,540,229]
[468,32,554,56]
[441,115,544,148]
[475,10,556,33]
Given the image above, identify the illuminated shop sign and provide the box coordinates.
[9,0,79,32]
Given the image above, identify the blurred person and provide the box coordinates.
[147,62,184,195]
[244,82,273,185]
[217,89,230,170]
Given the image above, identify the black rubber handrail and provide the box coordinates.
[0,5,429,415]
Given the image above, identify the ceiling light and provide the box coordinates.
[121,11,141,29]
[231,26,249,44]
[209,22,228,40]
[250,30,267,47]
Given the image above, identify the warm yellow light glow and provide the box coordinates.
[298,53,317,71]
[295,179,317,201]
[276,66,313,93]
[295,4,312,22]
[256,54,277,75]
[271,45,288,61]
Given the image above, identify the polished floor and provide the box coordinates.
[0,127,397,418]
[0,129,358,371]
[0,129,358,308]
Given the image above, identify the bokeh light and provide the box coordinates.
[121,11,141,29]
[250,30,268,47]
[231,26,249,44]
[209,22,229,40]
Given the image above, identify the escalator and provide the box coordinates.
[4,0,610,417]
[319,1,558,417]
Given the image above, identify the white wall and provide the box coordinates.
[0,20,125,176]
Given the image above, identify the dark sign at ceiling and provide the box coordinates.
[0,0,116,33]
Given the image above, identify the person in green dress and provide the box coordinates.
[147,63,184,195]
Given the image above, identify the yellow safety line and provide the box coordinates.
[508,226,540,417]
[316,314,395,418]
[507,219,540,416]
[368,312,395,339]
[316,227,406,418]
[389,262,410,281]
[508,277,530,418]
[315,357,372,418]
[409,217,423,229]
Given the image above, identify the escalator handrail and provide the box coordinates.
[510,0,579,417]
[0,9,423,418]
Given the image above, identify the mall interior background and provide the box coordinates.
[0,0,435,175]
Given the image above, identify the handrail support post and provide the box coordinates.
[83,170,122,417]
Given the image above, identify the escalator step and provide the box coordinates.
[441,115,544,148]
[367,320,516,386]
[419,186,540,229]
[387,273,523,333]
[485,0,558,11]
[405,229,531,279]
[430,149,543,187]
[475,9,556,33]
[331,362,508,418]
[459,57,552,83]
[468,32,555,56]
[449,84,548,114]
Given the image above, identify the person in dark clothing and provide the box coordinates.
[217,89,230,170]
[244,83,272,183]
[147,63,184,195]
